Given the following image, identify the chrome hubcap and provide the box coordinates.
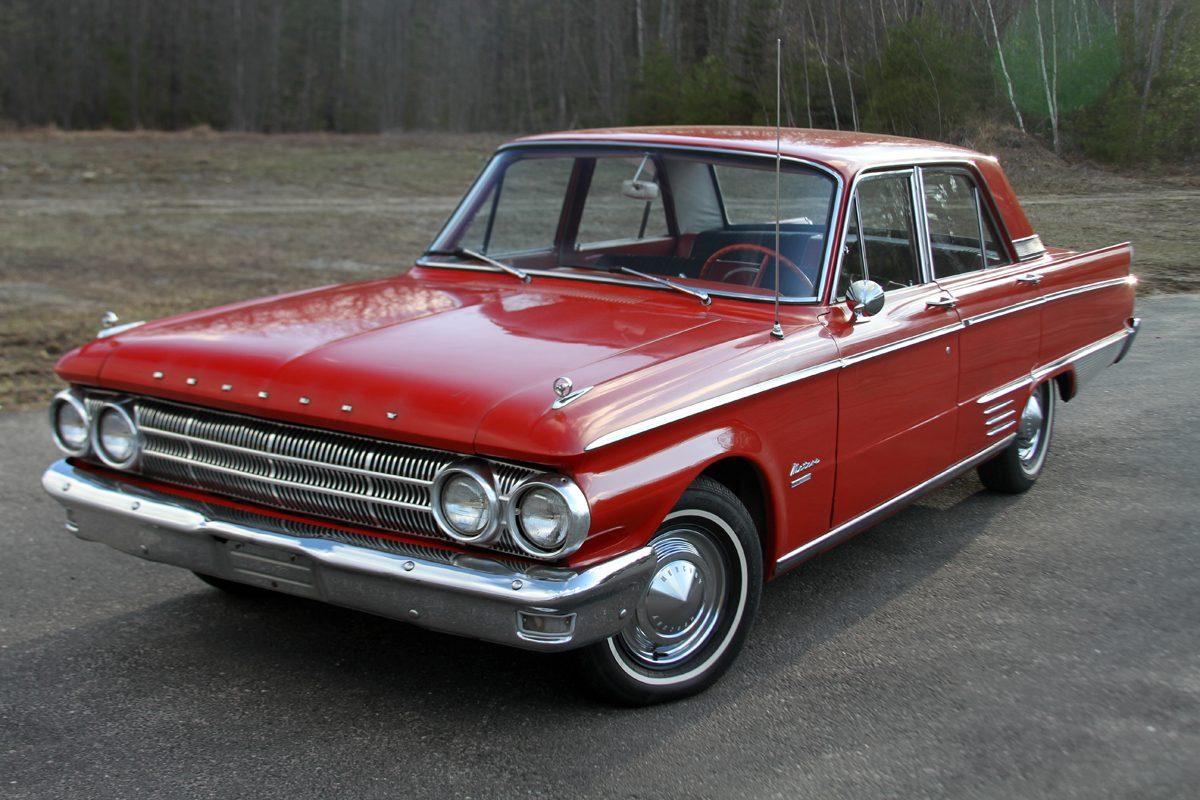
[619,530,726,668]
[1016,389,1050,473]
[1016,394,1044,463]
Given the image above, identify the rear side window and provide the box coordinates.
[922,171,1010,277]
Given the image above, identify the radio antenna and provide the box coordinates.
[770,36,784,340]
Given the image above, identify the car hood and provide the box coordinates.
[59,269,771,457]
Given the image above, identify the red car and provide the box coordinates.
[43,127,1138,704]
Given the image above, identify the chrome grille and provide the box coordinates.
[132,397,536,555]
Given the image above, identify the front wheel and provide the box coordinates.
[978,381,1055,494]
[575,477,762,706]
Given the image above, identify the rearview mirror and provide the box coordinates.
[621,179,660,202]
[846,279,885,321]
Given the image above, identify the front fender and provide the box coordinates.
[567,424,767,568]
[564,367,840,576]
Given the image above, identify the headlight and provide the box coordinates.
[49,390,91,456]
[92,402,140,469]
[506,474,590,559]
[431,460,500,543]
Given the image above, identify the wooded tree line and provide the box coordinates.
[0,0,1195,162]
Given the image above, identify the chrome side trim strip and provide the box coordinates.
[977,375,1033,405]
[585,322,963,451]
[963,275,1134,327]
[840,322,962,366]
[982,398,1014,415]
[962,295,1043,326]
[1032,327,1132,382]
[776,434,1015,573]
[584,359,843,451]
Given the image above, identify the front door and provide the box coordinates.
[826,169,961,526]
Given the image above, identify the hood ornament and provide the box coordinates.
[96,310,146,340]
[551,376,592,410]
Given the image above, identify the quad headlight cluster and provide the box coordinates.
[432,459,590,559]
[49,389,589,560]
[49,389,142,469]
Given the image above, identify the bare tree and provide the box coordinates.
[983,0,1026,132]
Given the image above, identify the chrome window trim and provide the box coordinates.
[829,167,927,301]
[830,158,1026,303]
[416,259,811,305]
[424,141,845,306]
[917,166,1012,280]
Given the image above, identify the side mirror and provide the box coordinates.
[846,279,885,321]
[621,179,660,202]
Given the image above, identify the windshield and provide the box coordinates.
[426,147,838,302]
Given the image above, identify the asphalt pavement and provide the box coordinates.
[2,294,1197,799]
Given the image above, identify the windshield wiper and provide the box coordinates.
[619,267,711,306]
[445,247,530,283]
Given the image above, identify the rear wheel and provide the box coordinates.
[978,382,1055,494]
[576,477,762,706]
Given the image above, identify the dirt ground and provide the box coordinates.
[2,128,1196,410]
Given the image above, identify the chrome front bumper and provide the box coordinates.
[42,460,655,652]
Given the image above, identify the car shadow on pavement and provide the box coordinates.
[2,471,1024,795]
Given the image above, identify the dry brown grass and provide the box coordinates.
[2,129,1195,410]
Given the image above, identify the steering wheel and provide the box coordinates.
[699,244,814,294]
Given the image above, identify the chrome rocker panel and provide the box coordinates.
[42,459,655,652]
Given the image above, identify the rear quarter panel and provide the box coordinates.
[1034,243,1135,368]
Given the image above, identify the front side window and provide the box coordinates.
[457,156,573,256]
[922,171,1010,277]
[837,172,922,297]
[428,147,838,301]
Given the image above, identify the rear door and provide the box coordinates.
[920,167,1042,460]
[827,169,961,525]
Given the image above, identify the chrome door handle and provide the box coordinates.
[926,295,957,310]
[1016,273,1043,286]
